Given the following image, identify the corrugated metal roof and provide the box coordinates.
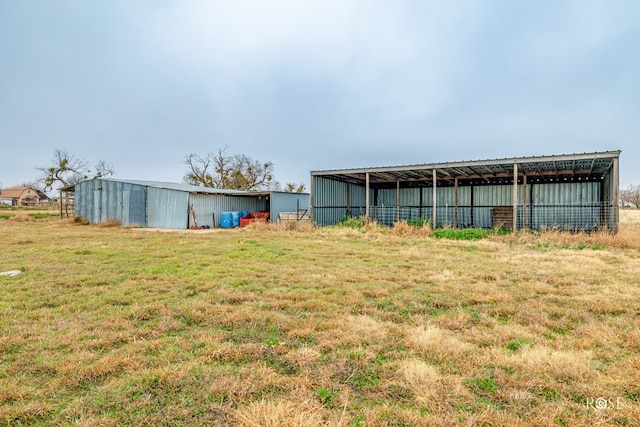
[311,151,621,188]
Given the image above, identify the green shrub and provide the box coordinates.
[335,215,368,229]
[406,217,433,228]
[431,227,511,241]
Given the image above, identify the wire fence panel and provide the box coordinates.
[367,203,611,231]
[315,202,612,231]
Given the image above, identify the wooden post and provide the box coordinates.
[59,189,63,219]
[454,177,459,229]
[432,169,437,228]
[365,172,370,220]
[513,163,518,231]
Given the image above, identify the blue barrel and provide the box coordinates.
[241,210,249,219]
[220,212,233,228]
[231,211,242,227]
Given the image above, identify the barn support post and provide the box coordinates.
[523,174,528,230]
[59,189,63,219]
[365,172,370,221]
[613,157,619,234]
[529,181,535,229]
[470,185,475,227]
[602,174,610,231]
[454,177,459,229]
[432,169,437,228]
[396,180,400,223]
[309,174,315,224]
[513,163,518,232]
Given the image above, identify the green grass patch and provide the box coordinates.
[0,217,639,425]
[465,376,499,394]
[335,215,368,229]
[431,227,510,241]
[406,217,432,228]
[505,338,532,352]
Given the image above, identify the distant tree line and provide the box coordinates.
[621,185,640,208]
[183,147,305,192]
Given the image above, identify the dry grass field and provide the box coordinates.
[1,208,640,426]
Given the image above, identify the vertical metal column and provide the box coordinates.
[523,174,527,230]
[396,180,400,223]
[365,172,370,220]
[454,177,459,229]
[309,173,315,224]
[613,157,619,234]
[513,163,518,231]
[432,169,437,228]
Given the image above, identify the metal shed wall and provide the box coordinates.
[529,182,601,230]
[312,175,605,230]
[312,177,371,225]
[147,187,189,229]
[189,194,267,228]
[270,192,310,222]
[75,179,148,226]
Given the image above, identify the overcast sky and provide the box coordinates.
[1,0,639,190]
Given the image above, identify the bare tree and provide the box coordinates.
[621,185,640,208]
[37,149,115,190]
[184,148,275,191]
[283,182,306,193]
[19,180,45,192]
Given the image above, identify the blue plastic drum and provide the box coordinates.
[220,212,233,228]
[231,211,242,227]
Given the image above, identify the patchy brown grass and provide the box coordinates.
[392,220,432,236]
[97,219,123,228]
[0,213,639,425]
[8,213,32,222]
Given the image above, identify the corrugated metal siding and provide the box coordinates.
[313,177,350,225]
[189,194,267,228]
[529,182,601,230]
[74,179,148,226]
[270,193,310,223]
[147,187,189,229]
[74,180,95,222]
[349,184,367,206]
[122,183,147,226]
[312,177,608,230]
[100,180,122,222]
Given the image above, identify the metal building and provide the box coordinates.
[310,151,621,232]
[74,178,309,229]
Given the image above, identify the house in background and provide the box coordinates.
[0,187,42,206]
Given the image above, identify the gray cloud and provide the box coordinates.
[1,0,638,189]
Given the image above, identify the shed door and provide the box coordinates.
[93,190,102,223]
[122,188,147,226]
[147,188,189,229]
